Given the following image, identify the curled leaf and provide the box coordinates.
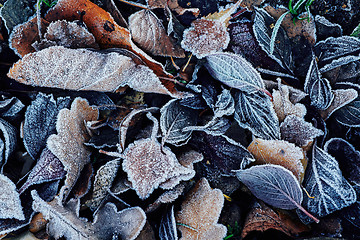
[0,174,24,220]
[0,118,17,169]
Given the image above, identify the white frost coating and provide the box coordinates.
[0,174,25,220]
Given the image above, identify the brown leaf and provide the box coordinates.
[128,10,185,58]
[147,0,199,16]
[47,97,99,201]
[247,138,306,182]
[175,178,226,240]
[7,46,179,97]
[146,183,185,212]
[240,0,265,10]
[29,213,48,233]
[320,89,358,120]
[241,201,309,239]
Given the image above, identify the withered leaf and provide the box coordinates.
[247,138,306,182]
[304,56,334,110]
[315,15,343,41]
[320,55,360,84]
[19,148,66,194]
[175,178,227,240]
[86,159,120,211]
[123,113,194,199]
[146,184,185,213]
[128,10,185,58]
[93,203,146,240]
[0,95,25,122]
[0,174,24,220]
[234,90,280,140]
[159,206,178,240]
[23,93,71,160]
[147,0,199,16]
[0,118,17,169]
[0,0,35,33]
[8,46,179,97]
[299,145,356,223]
[160,99,198,146]
[183,116,231,136]
[47,97,99,201]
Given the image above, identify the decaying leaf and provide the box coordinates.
[181,1,242,58]
[280,115,324,150]
[86,159,120,211]
[23,93,71,160]
[0,95,25,122]
[272,84,306,122]
[159,206,178,240]
[19,148,66,194]
[0,174,24,221]
[315,15,343,41]
[146,184,185,213]
[247,138,306,182]
[128,10,185,58]
[241,201,309,239]
[47,97,99,201]
[0,118,17,169]
[175,178,227,240]
[320,55,360,84]
[122,113,194,199]
[300,145,356,223]
[0,0,35,33]
[8,46,180,97]
[160,99,198,146]
[147,0,199,16]
[183,116,231,136]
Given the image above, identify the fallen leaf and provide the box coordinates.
[247,138,306,182]
[29,213,47,233]
[128,10,185,58]
[18,148,66,194]
[320,55,360,84]
[181,1,242,58]
[159,206,178,240]
[0,0,35,33]
[0,174,24,220]
[147,0,200,16]
[241,201,309,239]
[122,113,194,199]
[183,116,231,136]
[146,184,185,212]
[280,115,324,150]
[0,118,17,169]
[23,93,71,160]
[299,145,356,223]
[315,15,343,41]
[0,95,25,122]
[175,178,227,240]
[8,46,179,97]
[70,163,93,199]
[47,97,99,201]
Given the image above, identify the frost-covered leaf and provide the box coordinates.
[146,184,185,213]
[320,55,360,83]
[181,2,241,58]
[183,117,231,136]
[205,52,265,94]
[247,138,306,182]
[128,10,185,58]
[0,174,24,220]
[24,93,70,160]
[0,95,25,122]
[160,99,198,146]
[175,178,226,240]
[147,0,199,16]
[93,203,146,240]
[315,36,360,63]
[8,46,180,97]
[234,90,280,140]
[123,113,194,199]
[325,138,360,185]
[0,118,17,169]
[304,56,334,110]
[47,97,99,201]
[86,159,119,211]
[315,15,342,41]
[280,115,324,149]
[19,148,66,194]
[159,206,178,240]
[213,89,235,117]
[0,0,35,33]
[299,146,356,223]
[253,8,294,73]
[272,84,306,122]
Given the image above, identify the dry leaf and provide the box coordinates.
[47,97,99,201]
[175,178,226,240]
[0,174,25,221]
[147,0,199,16]
[128,10,185,58]
[247,138,306,182]
[272,84,306,122]
[122,113,194,199]
[181,1,242,58]
[8,46,178,97]
[241,201,309,238]
[29,213,47,233]
[146,184,185,212]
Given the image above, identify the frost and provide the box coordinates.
[0,174,24,220]
[0,95,25,122]
[128,10,185,58]
[146,184,185,212]
[7,46,177,97]
[159,206,178,240]
[315,15,343,40]
[183,117,231,136]
[320,54,360,83]
[213,89,235,117]
[175,178,227,240]
[0,118,17,169]
[280,115,324,149]
[0,0,34,33]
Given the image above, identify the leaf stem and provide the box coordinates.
[116,0,149,10]
[296,203,320,223]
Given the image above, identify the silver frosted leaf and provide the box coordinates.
[159,206,178,240]
[205,52,265,94]
[0,118,17,169]
[213,89,235,118]
[304,56,334,110]
[0,174,24,220]
[183,117,231,136]
[234,90,280,140]
[236,164,303,210]
[24,93,70,160]
[299,146,356,223]
[253,8,294,73]
[0,95,25,122]
[320,55,360,84]
[0,0,34,33]
[160,99,198,146]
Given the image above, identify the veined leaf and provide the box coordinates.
[234,90,280,140]
[159,206,178,240]
[205,52,265,94]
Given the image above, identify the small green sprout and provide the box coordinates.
[223,221,241,240]
[38,0,57,8]
[270,0,315,54]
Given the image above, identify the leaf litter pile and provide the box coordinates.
[0,0,359,239]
